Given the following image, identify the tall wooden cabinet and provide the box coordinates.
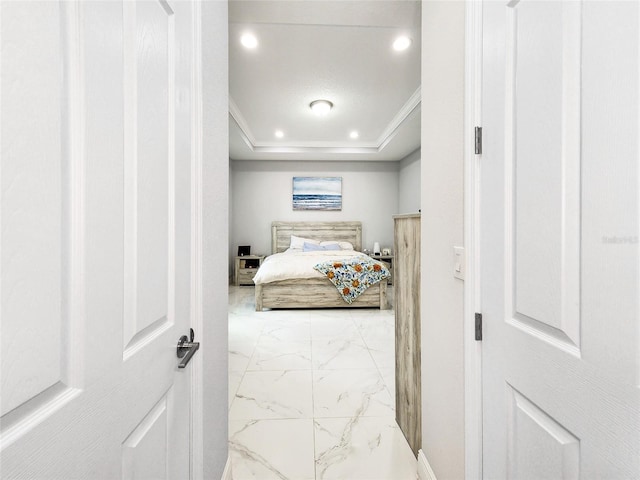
[394,213,421,455]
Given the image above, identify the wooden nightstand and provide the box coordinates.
[369,254,394,285]
[234,255,264,286]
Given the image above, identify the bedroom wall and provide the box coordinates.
[398,148,421,214]
[230,160,399,260]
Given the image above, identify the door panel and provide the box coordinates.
[482,1,639,478]
[509,0,581,350]
[123,0,174,355]
[1,0,80,434]
[122,390,173,480]
[507,387,580,480]
[1,2,194,478]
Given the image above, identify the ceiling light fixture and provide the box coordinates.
[350,131,359,139]
[393,36,412,51]
[275,130,284,138]
[241,33,258,49]
[310,99,333,116]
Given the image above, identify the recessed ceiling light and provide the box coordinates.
[275,130,284,138]
[350,131,359,139]
[241,33,258,49]
[310,99,333,116]
[393,36,412,51]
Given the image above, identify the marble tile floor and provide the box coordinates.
[228,285,417,480]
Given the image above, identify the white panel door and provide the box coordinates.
[481,1,639,478]
[1,1,196,478]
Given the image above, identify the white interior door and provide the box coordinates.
[1,1,197,477]
[481,1,639,478]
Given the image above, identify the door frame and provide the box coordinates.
[188,2,231,477]
[189,1,204,478]
[463,1,483,479]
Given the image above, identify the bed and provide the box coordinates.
[254,221,390,311]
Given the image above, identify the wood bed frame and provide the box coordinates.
[255,221,389,311]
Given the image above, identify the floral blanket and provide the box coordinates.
[313,256,391,304]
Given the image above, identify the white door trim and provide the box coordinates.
[221,455,233,480]
[189,2,204,478]
[417,449,438,480]
[464,1,483,479]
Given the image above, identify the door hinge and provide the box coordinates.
[475,313,483,341]
[474,126,482,155]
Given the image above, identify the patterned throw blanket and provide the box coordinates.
[313,256,391,304]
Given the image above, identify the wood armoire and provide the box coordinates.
[393,213,421,455]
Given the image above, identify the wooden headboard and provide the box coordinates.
[271,221,362,254]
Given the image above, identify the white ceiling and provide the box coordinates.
[229,0,422,162]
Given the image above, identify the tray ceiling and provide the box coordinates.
[229,0,421,162]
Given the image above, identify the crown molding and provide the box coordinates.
[228,86,421,154]
[228,97,258,151]
[376,86,421,151]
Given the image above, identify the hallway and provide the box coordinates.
[228,286,416,479]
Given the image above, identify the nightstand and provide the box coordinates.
[234,255,264,286]
[369,254,394,285]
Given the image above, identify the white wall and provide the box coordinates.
[201,2,229,477]
[230,160,399,260]
[398,148,421,214]
[420,2,466,479]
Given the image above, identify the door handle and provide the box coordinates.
[177,328,200,368]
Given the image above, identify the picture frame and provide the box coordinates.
[238,245,251,256]
[292,176,342,210]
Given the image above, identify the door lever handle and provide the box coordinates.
[177,329,200,368]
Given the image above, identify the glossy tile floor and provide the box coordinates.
[228,286,417,480]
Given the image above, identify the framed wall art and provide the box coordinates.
[292,176,342,211]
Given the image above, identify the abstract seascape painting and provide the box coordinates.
[292,176,342,210]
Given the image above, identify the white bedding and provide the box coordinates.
[252,250,367,284]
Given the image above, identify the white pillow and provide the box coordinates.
[320,240,354,251]
[303,242,341,252]
[289,235,320,250]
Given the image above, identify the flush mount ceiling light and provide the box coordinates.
[349,131,359,139]
[393,36,412,51]
[241,33,258,49]
[275,130,284,138]
[309,99,333,116]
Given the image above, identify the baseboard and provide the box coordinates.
[221,454,232,480]
[417,449,438,480]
